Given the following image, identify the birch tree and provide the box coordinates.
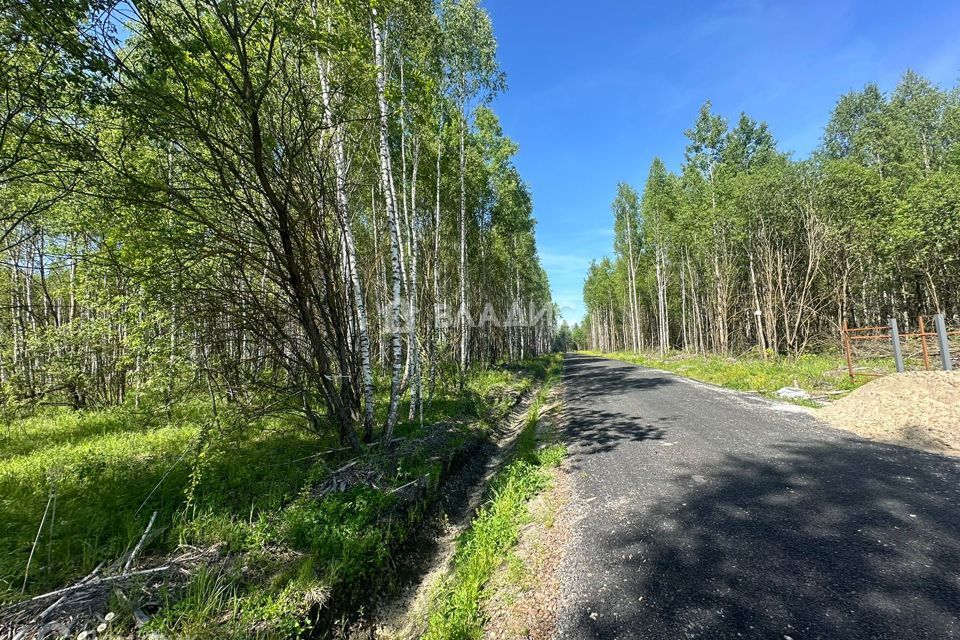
[313,3,376,441]
[612,184,641,351]
[371,6,404,441]
[583,71,960,355]
[438,0,503,381]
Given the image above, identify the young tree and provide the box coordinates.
[611,183,642,352]
[641,159,679,354]
[438,0,503,382]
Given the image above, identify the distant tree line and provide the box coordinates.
[0,0,553,449]
[581,71,960,356]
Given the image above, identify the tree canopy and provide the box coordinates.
[0,0,554,449]
[582,71,960,356]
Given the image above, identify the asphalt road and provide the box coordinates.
[556,354,960,640]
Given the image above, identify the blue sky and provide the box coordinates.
[482,0,960,324]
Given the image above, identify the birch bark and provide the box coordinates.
[458,111,468,382]
[315,37,376,440]
[372,8,404,441]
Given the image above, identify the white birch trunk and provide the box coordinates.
[407,140,422,423]
[428,127,442,409]
[655,243,667,355]
[458,111,468,381]
[316,41,376,439]
[372,9,404,440]
[624,214,640,352]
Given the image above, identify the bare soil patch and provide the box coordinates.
[817,371,960,454]
[482,466,571,640]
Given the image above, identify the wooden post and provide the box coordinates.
[919,315,931,370]
[842,320,854,379]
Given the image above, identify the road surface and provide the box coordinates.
[556,354,960,639]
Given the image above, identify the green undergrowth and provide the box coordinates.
[424,355,565,640]
[0,401,319,602]
[584,350,891,398]
[0,356,555,637]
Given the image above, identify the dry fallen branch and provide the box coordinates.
[1,544,224,639]
[124,511,157,573]
[23,565,171,605]
[21,487,54,593]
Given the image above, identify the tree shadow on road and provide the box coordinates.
[563,354,675,402]
[563,405,669,460]
[560,354,673,464]
[569,438,960,639]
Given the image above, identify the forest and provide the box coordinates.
[0,0,553,444]
[579,71,960,356]
[0,0,557,635]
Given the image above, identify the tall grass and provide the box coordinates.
[0,402,318,601]
[0,356,557,635]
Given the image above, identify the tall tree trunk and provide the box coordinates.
[748,248,766,356]
[407,140,422,423]
[680,247,688,350]
[372,8,403,441]
[428,126,442,409]
[625,213,640,352]
[316,46,376,441]
[458,109,468,384]
[399,57,414,394]
[654,240,669,355]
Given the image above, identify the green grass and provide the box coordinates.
[424,356,565,640]
[0,356,557,637]
[0,401,319,602]
[582,350,891,398]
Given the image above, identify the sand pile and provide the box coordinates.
[818,371,960,454]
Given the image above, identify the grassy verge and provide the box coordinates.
[0,357,552,637]
[581,350,892,400]
[424,356,565,640]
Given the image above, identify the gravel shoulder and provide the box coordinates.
[484,388,573,640]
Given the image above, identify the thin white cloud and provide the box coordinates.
[591,227,614,238]
[539,250,593,275]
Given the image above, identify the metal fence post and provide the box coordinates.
[934,313,953,372]
[889,318,905,373]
